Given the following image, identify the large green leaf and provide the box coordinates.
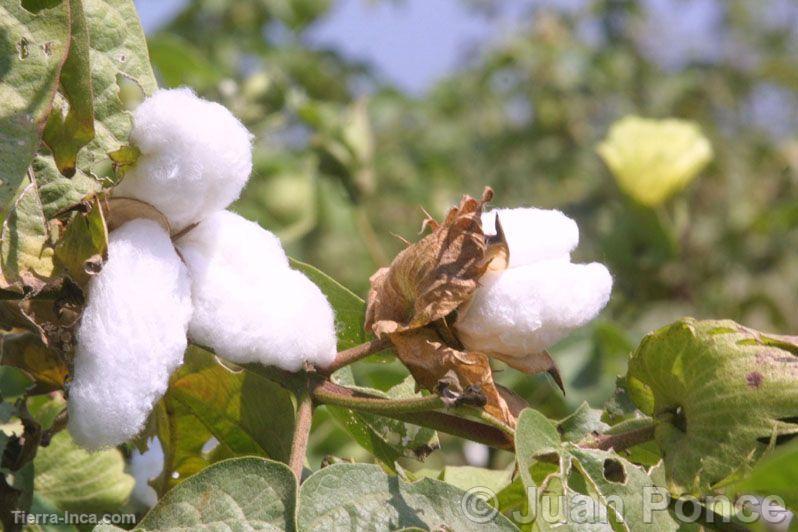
[731,440,798,511]
[42,0,94,176]
[138,457,297,531]
[513,409,678,531]
[626,318,798,495]
[0,181,54,289]
[0,1,69,209]
[34,431,134,513]
[157,347,297,493]
[297,463,518,531]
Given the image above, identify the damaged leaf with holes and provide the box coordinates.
[626,318,798,495]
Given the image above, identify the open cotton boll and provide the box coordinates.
[176,211,337,371]
[455,261,612,357]
[68,219,192,450]
[114,88,253,230]
[482,208,579,268]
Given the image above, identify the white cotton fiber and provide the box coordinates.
[114,88,253,231]
[455,261,612,356]
[68,219,192,450]
[482,208,579,268]
[130,438,164,508]
[176,210,337,371]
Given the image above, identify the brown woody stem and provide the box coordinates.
[310,380,513,450]
[288,379,313,482]
[584,423,656,452]
[321,337,392,375]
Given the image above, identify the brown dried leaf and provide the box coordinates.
[490,350,565,393]
[365,188,506,336]
[104,196,171,235]
[389,328,517,427]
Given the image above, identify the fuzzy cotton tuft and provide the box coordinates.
[130,438,164,508]
[113,88,253,230]
[482,208,578,268]
[176,210,337,371]
[456,207,612,357]
[68,220,192,450]
[456,261,612,356]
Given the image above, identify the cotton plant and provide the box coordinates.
[68,89,337,449]
[364,189,613,425]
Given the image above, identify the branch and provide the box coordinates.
[310,379,513,450]
[321,337,392,375]
[584,423,656,453]
[288,379,313,482]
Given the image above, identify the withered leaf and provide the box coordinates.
[365,188,507,337]
[1,332,68,392]
[389,328,520,428]
[104,196,171,235]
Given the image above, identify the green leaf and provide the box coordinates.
[626,318,798,495]
[597,116,712,207]
[42,0,95,177]
[558,402,609,444]
[147,34,221,90]
[513,409,678,531]
[731,440,798,511]
[157,347,296,493]
[53,196,107,286]
[34,431,134,513]
[0,1,69,209]
[297,463,518,531]
[440,465,512,493]
[138,457,297,531]
[326,371,439,468]
[0,181,54,289]
[289,258,367,350]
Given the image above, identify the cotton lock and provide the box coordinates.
[68,220,192,450]
[113,88,253,231]
[176,210,338,372]
[455,208,612,357]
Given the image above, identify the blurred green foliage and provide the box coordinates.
[144,0,798,469]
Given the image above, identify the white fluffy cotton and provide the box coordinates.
[114,88,253,231]
[176,210,337,371]
[68,219,192,450]
[456,261,612,356]
[456,207,612,357]
[482,208,578,268]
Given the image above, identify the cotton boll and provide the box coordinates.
[482,208,579,268]
[176,211,337,371]
[130,438,164,508]
[68,219,192,450]
[455,261,612,357]
[114,88,253,230]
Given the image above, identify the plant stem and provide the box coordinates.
[321,337,392,375]
[310,380,514,450]
[289,380,313,482]
[585,423,656,453]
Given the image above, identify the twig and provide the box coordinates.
[321,337,392,375]
[310,379,513,450]
[584,423,656,453]
[288,379,313,482]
